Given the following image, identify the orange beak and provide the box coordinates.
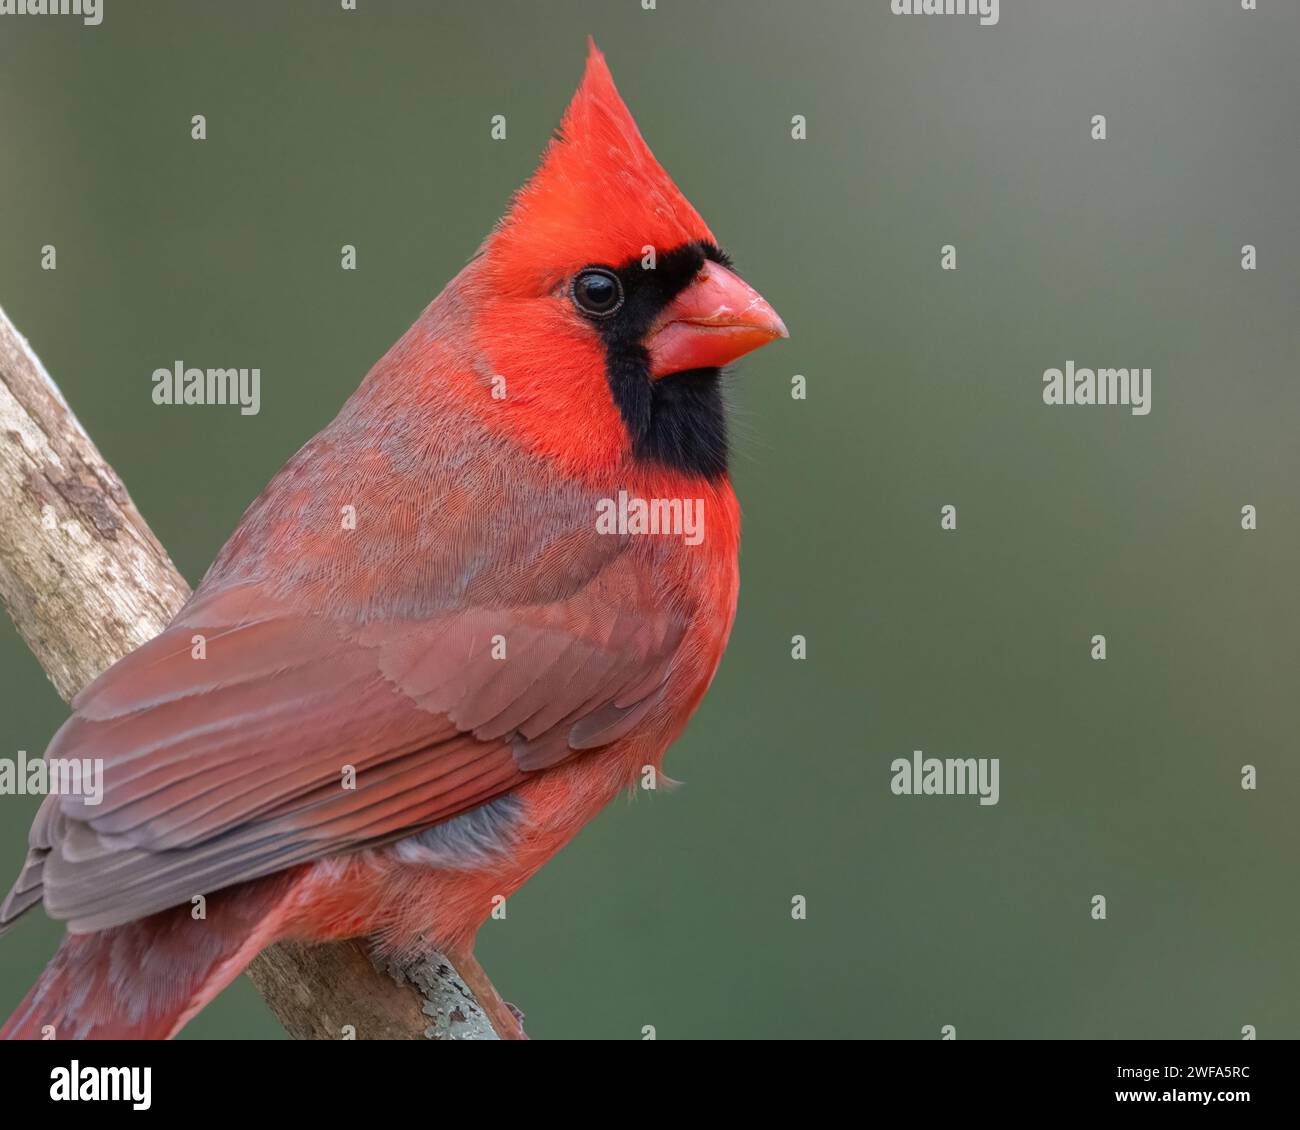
[647,261,788,378]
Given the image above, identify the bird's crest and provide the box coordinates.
[485,39,715,289]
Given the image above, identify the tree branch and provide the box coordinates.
[0,304,504,1040]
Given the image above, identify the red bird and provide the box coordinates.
[1,40,785,1040]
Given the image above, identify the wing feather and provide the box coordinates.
[5,544,685,932]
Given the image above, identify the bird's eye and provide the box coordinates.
[571,267,624,318]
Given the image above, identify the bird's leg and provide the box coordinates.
[445,945,528,1040]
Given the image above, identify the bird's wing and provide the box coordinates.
[4,537,685,933]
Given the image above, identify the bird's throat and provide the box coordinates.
[605,356,728,481]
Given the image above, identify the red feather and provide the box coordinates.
[2,38,760,1040]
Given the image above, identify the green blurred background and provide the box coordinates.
[0,0,1296,1039]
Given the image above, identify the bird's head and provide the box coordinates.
[469,39,786,482]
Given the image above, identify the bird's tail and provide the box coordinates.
[2,878,294,1040]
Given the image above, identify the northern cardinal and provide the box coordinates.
[0,39,785,1040]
